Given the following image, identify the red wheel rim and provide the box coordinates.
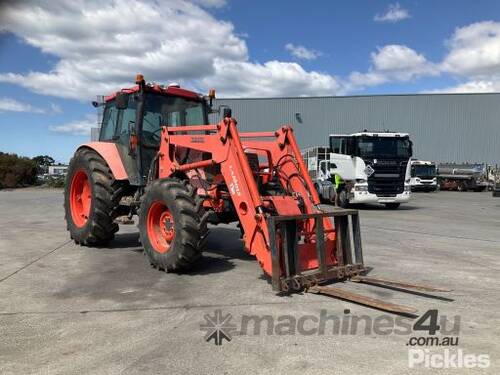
[69,169,91,227]
[147,201,175,254]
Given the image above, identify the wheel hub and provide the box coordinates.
[160,211,175,242]
[69,169,91,227]
[147,201,175,254]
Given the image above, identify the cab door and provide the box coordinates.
[111,95,142,185]
[329,135,358,180]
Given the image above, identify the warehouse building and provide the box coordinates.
[210,93,500,165]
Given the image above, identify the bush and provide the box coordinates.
[45,175,66,188]
[0,152,38,189]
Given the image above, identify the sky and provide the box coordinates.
[1,0,500,162]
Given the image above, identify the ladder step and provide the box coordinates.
[350,276,452,293]
[307,285,417,315]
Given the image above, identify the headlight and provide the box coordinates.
[405,179,410,183]
[355,185,368,191]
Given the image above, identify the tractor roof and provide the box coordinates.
[104,84,202,102]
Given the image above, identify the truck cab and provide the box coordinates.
[329,132,412,208]
[410,160,437,191]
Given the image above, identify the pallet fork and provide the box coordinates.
[268,209,450,314]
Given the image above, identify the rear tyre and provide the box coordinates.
[385,203,400,209]
[64,148,121,245]
[139,178,208,272]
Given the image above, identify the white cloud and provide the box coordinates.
[285,43,322,60]
[441,21,500,77]
[425,80,500,94]
[348,45,437,90]
[374,3,411,23]
[0,97,46,113]
[426,21,500,93]
[49,114,97,135]
[371,45,437,78]
[2,1,498,98]
[201,59,340,97]
[0,0,341,99]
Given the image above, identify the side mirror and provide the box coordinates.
[116,92,128,109]
[408,140,413,158]
[223,107,232,118]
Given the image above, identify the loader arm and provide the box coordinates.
[156,117,366,290]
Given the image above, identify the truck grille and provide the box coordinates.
[367,160,407,196]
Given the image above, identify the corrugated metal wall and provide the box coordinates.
[210,94,500,164]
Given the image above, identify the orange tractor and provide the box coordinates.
[64,75,449,314]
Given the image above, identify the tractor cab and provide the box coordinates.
[98,75,212,185]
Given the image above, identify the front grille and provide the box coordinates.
[367,160,407,195]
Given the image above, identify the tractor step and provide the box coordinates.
[350,276,452,293]
[307,285,417,315]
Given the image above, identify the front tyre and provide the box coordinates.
[64,148,120,245]
[139,178,208,272]
[336,188,350,208]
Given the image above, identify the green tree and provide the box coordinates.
[0,152,38,189]
[32,155,55,174]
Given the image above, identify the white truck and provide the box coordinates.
[329,132,413,209]
[302,146,336,203]
[410,160,438,192]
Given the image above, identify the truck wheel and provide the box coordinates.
[64,148,121,245]
[336,189,350,208]
[457,182,467,192]
[139,178,208,272]
[385,203,400,209]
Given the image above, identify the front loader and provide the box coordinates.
[64,75,450,314]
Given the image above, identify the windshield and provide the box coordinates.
[143,93,206,131]
[356,137,411,159]
[411,165,436,178]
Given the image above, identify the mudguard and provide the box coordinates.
[78,142,128,180]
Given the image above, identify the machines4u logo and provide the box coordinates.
[200,310,237,346]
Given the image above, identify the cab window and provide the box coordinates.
[100,101,119,141]
[330,136,348,154]
[115,96,137,144]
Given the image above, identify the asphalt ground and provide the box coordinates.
[0,188,499,374]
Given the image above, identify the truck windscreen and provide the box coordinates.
[356,137,411,159]
[411,165,436,178]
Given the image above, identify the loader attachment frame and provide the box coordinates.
[267,209,365,292]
